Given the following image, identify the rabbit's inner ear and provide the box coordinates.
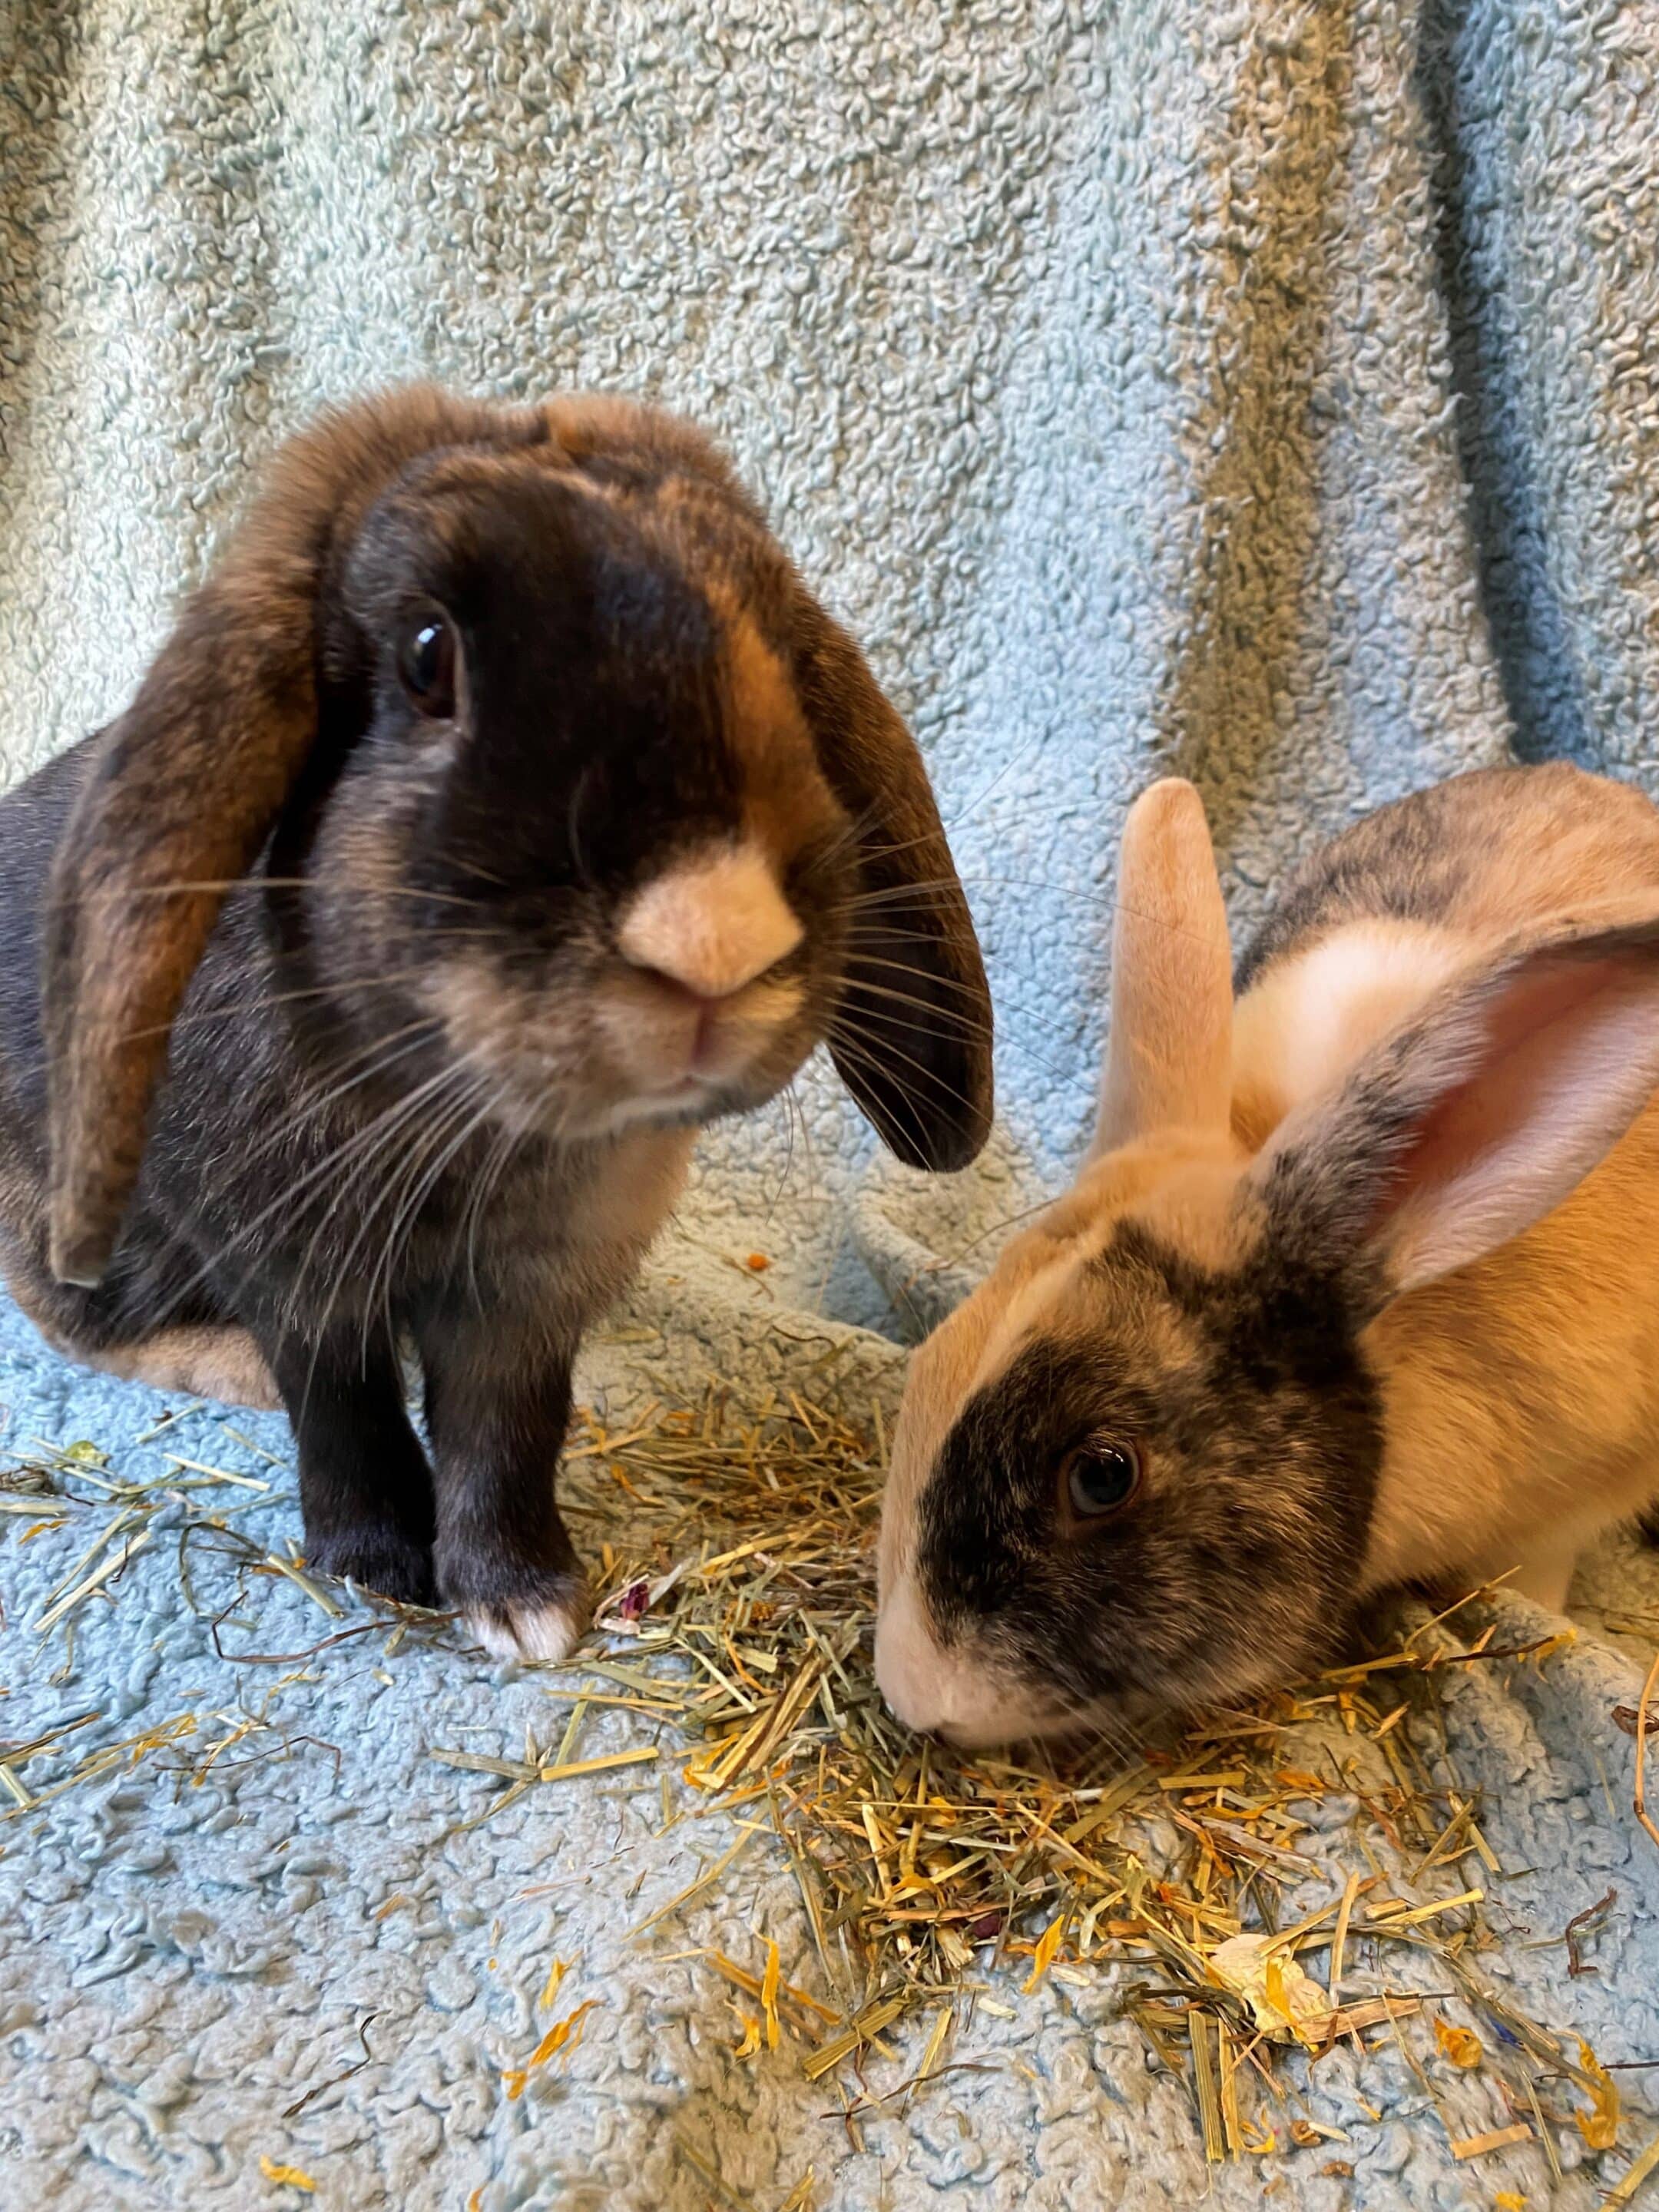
[1370,932,1659,1292]
[615,843,803,998]
[1094,780,1233,1156]
[1244,917,1659,1305]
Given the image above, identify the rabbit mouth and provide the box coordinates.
[598,964,812,1104]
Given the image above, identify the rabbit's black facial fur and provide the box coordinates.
[294,458,856,1144]
[905,1222,1382,1740]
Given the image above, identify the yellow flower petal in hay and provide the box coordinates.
[1434,2017,1482,2070]
[1575,2038,1620,2152]
[1208,1933,1332,2048]
[1022,1912,1067,1994]
[761,1937,782,2052]
[258,2156,316,2192]
[502,2000,600,2101]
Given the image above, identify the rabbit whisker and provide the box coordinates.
[820,1028,938,1165]
[184,1048,468,1339]
[360,1075,501,1376]
[281,1055,482,1350]
[290,1064,488,1411]
[459,1104,530,1308]
[75,876,493,912]
[826,1016,985,1125]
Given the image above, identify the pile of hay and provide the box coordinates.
[512,1389,1653,2184]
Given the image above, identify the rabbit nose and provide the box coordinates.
[618,841,803,1000]
[874,1575,953,1734]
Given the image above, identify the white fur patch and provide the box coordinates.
[1233,921,1470,1130]
[616,841,803,999]
[467,1591,588,1665]
[875,1571,1054,1747]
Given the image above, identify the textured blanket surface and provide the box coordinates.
[2,2,1658,2206]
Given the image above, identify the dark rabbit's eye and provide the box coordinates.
[397,609,458,718]
[1062,1441,1141,1523]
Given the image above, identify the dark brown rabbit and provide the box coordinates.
[0,386,992,1660]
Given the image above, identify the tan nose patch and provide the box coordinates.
[617,842,803,998]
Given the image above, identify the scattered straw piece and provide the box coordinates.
[625,1826,759,1939]
[34,1527,154,1635]
[1364,1887,1483,1929]
[913,2005,953,2091]
[1327,1871,1361,2000]
[673,2131,760,2212]
[800,1996,908,2083]
[1190,2008,1227,2164]
[431,1744,656,1787]
[691,1949,836,2033]
[1634,1648,1659,1859]
[1450,2124,1532,2161]
[537,1747,657,1784]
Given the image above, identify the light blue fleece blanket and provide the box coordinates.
[2,2,1657,2206]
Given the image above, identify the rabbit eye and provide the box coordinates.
[397,610,457,718]
[1062,1441,1141,1523]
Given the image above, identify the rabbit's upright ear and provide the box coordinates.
[1243,912,1659,1310]
[44,386,522,1287]
[792,606,992,1172]
[1093,779,1234,1155]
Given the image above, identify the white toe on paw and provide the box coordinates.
[468,1593,588,1665]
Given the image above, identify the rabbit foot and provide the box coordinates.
[464,1582,589,1665]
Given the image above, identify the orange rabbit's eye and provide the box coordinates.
[1061,1441,1141,1524]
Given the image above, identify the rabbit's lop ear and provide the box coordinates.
[1093,778,1233,1154]
[793,606,992,1173]
[1246,912,1659,1309]
[44,386,521,1287]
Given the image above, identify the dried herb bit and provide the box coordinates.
[1563,1888,1616,1979]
